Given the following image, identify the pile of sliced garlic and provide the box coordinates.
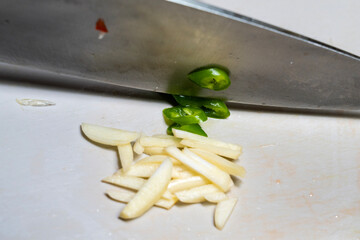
[81,123,245,230]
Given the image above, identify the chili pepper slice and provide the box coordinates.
[167,123,207,137]
[163,106,207,125]
[187,67,231,91]
[173,95,204,107]
[173,95,230,119]
[202,99,230,119]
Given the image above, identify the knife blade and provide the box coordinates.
[0,0,359,112]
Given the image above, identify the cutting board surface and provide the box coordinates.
[0,82,359,240]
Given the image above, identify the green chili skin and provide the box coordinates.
[187,68,231,91]
[173,95,204,107]
[173,95,230,119]
[167,123,207,137]
[202,99,230,119]
[163,106,207,125]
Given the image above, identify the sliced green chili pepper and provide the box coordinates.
[163,106,207,125]
[187,67,231,91]
[167,123,207,137]
[202,99,230,119]
[173,95,230,119]
[173,95,204,107]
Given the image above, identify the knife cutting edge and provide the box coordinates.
[0,0,359,113]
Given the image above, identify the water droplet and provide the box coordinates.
[290,61,294,65]
[276,179,281,184]
[96,209,100,213]
[335,215,339,219]
[309,192,313,197]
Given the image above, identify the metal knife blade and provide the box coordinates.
[0,0,359,112]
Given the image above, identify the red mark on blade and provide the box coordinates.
[96,18,108,33]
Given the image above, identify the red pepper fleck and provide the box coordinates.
[96,18,108,33]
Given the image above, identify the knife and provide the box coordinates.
[0,0,359,112]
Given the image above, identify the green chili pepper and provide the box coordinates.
[167,123,207,137]
[187,67,231,91]
[173,95,230,119]
[163,106,207,125]
[173,95,204,107]
[202,99,230,119]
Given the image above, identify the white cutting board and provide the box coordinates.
[0,1,359,240]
